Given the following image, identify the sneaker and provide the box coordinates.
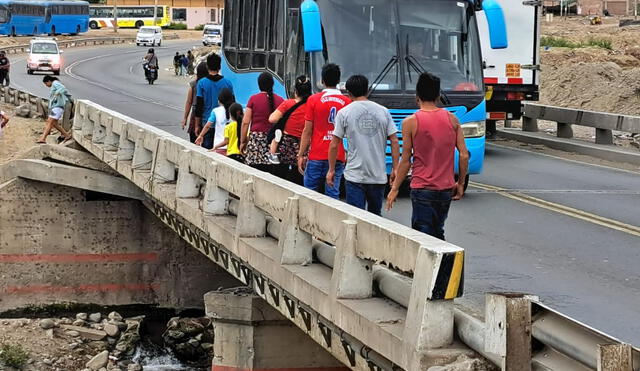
[268,153,281,165]
[274,129,283,143]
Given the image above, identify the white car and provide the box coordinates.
[136,26,163,47]
[27,38,63,75]
[202,25,222,46]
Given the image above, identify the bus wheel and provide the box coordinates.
[27,69,33,75]
[33,27,37,35]
[10,27,15,37]
[71,25,80,35]
[49,26,56,36]
[89,21,98,29]
[135,20,144,29]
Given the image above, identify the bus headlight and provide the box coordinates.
[462,121,486,138]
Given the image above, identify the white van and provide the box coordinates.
[27,38,63,75]
[202,24,222,46]
[136,26,163,47]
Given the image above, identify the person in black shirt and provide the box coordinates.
[0,51,10,86]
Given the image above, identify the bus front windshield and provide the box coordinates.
[313,0,483,95]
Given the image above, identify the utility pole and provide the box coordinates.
[112,0,118,33]
[153,0,158,25]
[636,0,638,20]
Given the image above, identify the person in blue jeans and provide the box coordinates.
[327,75,399,215]
[297,63,351,199]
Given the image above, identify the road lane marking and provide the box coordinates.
[470,181,640,237]
[467,189,640,195]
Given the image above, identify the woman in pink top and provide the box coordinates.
[240,72,284,171]
[386,72,469,240]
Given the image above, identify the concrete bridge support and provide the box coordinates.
[205,289,349,371]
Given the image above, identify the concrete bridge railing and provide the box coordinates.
[71,100,467,370]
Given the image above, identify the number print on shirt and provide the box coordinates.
[328,107,337,125]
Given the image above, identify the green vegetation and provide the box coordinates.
[0,343,30,369]
[194,24,205,31]
[166,22,188,30]
[541,36,612,50]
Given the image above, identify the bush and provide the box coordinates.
[166,22,187,30]
[194,24,205,31]
[0,343,30,369]
[541,36,612,50]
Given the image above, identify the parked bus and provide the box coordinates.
[221,0,508,180]
[0,0,46,36]
[89,5,169,29]
[43,0,89,36]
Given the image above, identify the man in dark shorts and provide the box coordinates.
[0,51,10,86]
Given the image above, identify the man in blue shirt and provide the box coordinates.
[195,53,234,149]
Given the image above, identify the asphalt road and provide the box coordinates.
[9,41,640,345]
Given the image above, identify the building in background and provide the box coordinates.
[543,0,630,15]
[102,0,223,29]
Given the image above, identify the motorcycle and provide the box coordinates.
[143,63,158,85]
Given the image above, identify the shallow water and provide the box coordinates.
[131,341,205,371]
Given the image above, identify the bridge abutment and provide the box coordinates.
[205,289,349,371]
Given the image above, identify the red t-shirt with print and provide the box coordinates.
[304,89,350,162]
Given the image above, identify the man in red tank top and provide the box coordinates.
[386,73,470,240]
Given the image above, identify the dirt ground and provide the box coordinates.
[496,15,640,151]
[0,104,43,165]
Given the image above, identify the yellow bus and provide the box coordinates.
[89,5,170,29]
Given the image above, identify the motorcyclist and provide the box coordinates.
[143,48,159,84]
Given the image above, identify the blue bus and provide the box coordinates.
[0,0,45,36]
[43,1,89,36]
[221,0,507,182]
[0,0,88,36]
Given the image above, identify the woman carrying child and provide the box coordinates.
[266,76,312,184]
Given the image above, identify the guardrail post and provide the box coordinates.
[91,111,106,144]
[557,122,573,139]
[235,179,266,237]
[35,98,46,119]
[104,116,119,151]
[82,107,96,138]
[404,248,458,368]
[595,128,614,145]
[3,87,9,104]
[73,102,86,132]
[484,293,535,371]
[12,88,19,105]
[117,123,135,161]
[330,220,372,299]
[278,196,312,265]
[176,150,201,199]
[132,129,152,170]
[597,344,633,371]
[203,162,229,215]
[152,137,176,183]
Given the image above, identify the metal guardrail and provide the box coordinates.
[244,209,640,371]
[522,102,640,145]
[0,36,135,55]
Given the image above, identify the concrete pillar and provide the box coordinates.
[73,101,85,131]
[596,128,614,145]
[235,179,266,238]
[557,122,573,139]
[152,137,176,183]
[82,107,96,138]
[484,293,536,371]
[330,220,372,299]
[176,150,202,199]
[104,116,119,152]
[117,123,135,161]
[132,129,152,170]
[522,116,538,132]
[278,196,312,265]
[203,162,229,215]
[204,289,349,371]
[597,343,633,371]
[91,111,106,144]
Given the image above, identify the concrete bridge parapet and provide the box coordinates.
[70,99,469,370]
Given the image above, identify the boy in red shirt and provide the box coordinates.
[297,64,351,199]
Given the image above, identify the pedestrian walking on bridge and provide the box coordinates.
[37,76,72,144]
[327,75,399,216]
[386,72,469,240]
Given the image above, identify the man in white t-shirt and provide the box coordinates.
[327,75,400,215]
